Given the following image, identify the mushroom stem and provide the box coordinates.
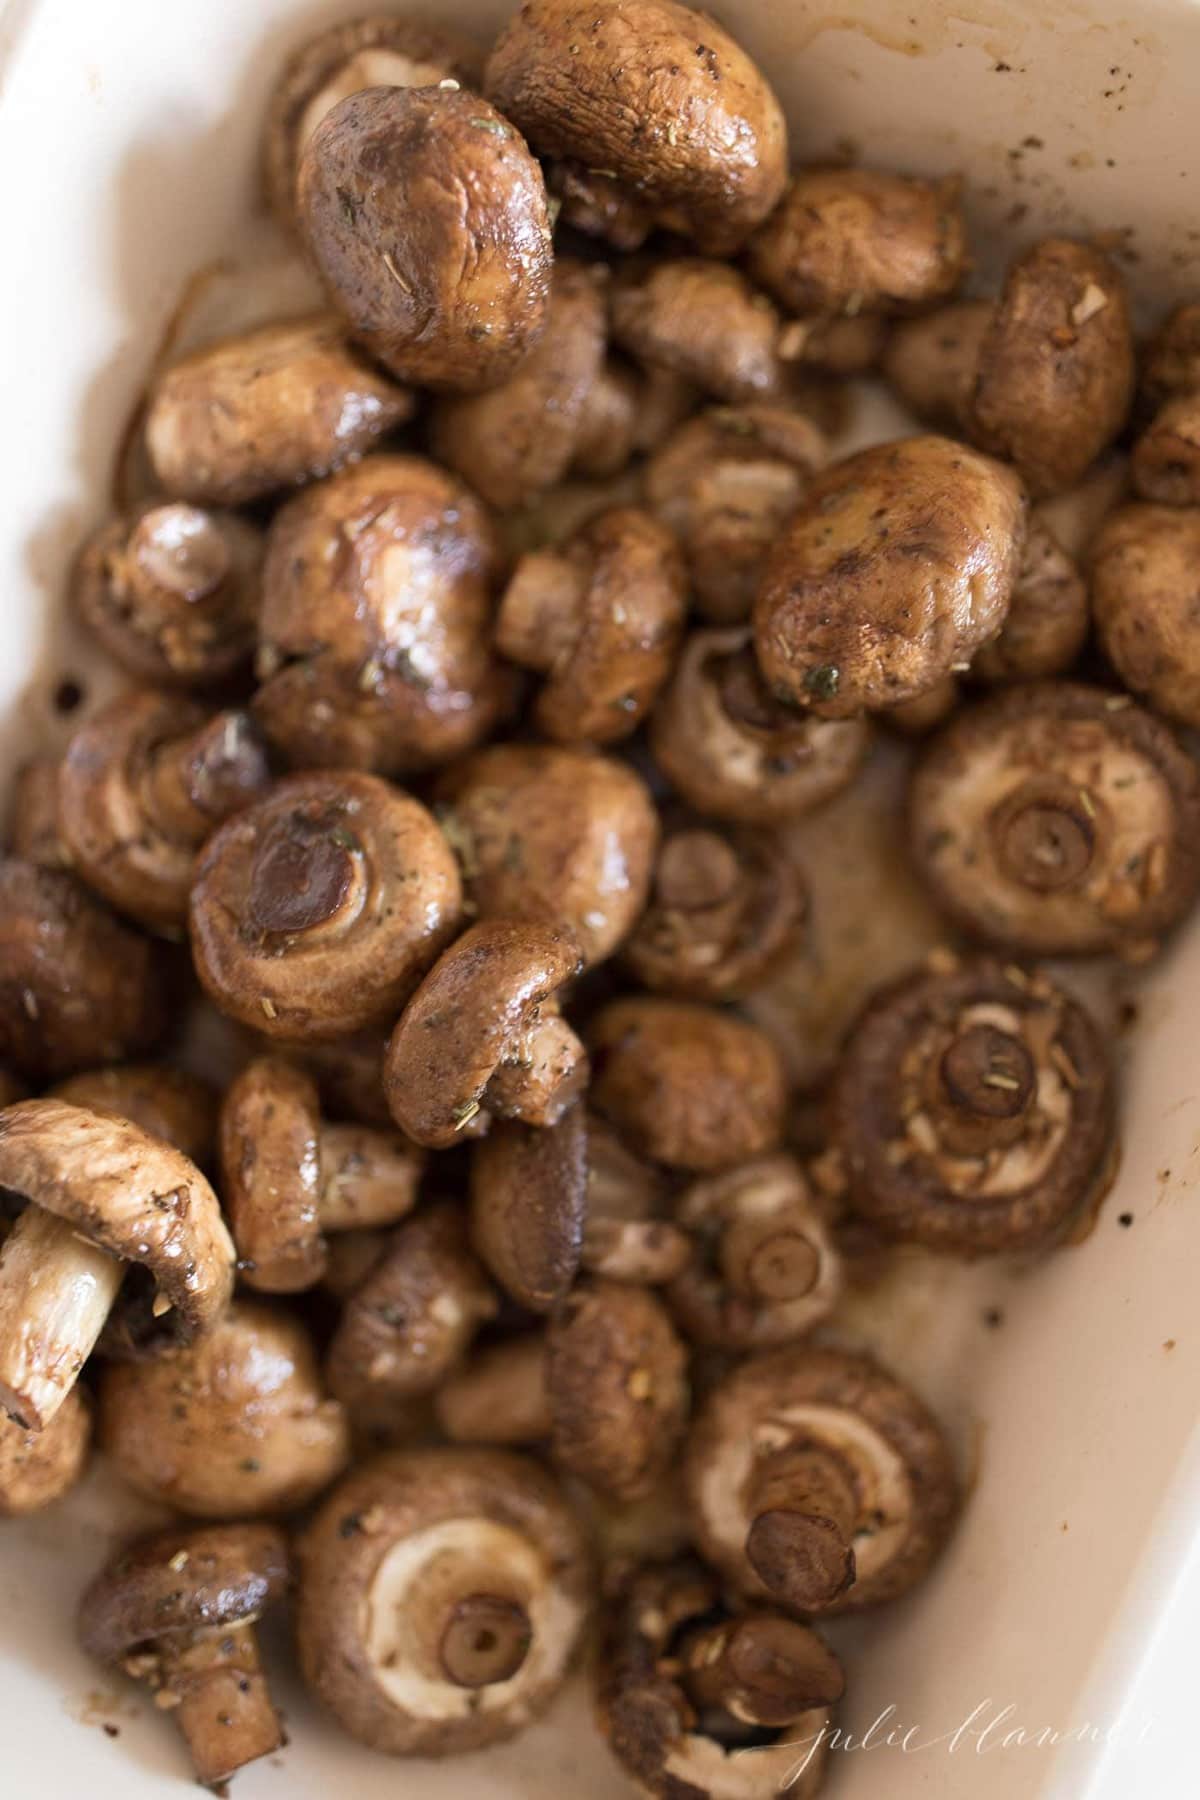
[745,1444,860,1610]
[495,552,585,673]
[318,1124,424,1230]
[719,1214,821,1304]
[0,1207,124,1429]
[438,1594,534,1688]
[140,711,266,843]
[677,1614,845,1726]
[157,1623,283,1787]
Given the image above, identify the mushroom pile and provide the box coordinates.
[5,2,1197,1794]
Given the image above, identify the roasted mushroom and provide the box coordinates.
[972,511,1088,684]
[7,758,68,869]
[485,0,788,255]
[435,1334,552,1446]
[910,682,1200,956]
[754,435,1028,717]
[495,507,686,743]
[881,296,996,430]
[71,500,262,689]
[546,159,653,252]
[883,675,960,737]
[190,771,462,1040]
[220,1056,425,1293]
[1131,391,1200,507]
[1091,503,1200,728]
[297,85,552,388]
[384,921,587,1148]
[52,1063,217,1167]
[644,406,826,625]
[777,310,888,376]
[599,1558,840,1799]
[589,997,786,1173]
[1140,299,1200,416]
[610,259,791,404]
[650,629,871,824]
[100,1300,349,1516]
[470,1107,587,1312]
[79,1522,290,1786]
[437,743,659,965]
[0,1387,91,1517]
[295,1447,591,1753]
[580,1115,692,1285]
[685,1345,959,1613]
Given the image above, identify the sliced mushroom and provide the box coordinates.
[589,997,786,1173]
[437,744,659,965]
[754,434,1028,717]
[495,508,686,742]
[910,682,1200,955]
[611,259,792,404]
[190,771,462,1040]
[470,1107,587,1312]
[581,1115,692,1286]
[71,501,262,689]
[298,85,552,388]
[833,955,1114,1253]
[79,1522,290,1786]
[685,1345,959,1613]
[384,921,587,1148]
[0,1386,91,1517]
[1091,503,1200,728]
[296,1447,591,1753]
[7,758,68,870]
[52,1064,217,1167]
[435,1335,552,1446]
[651,628,871,824]
[100,1300,349,1516]
[882,297,996,429]
[972,511,1088,684]
[485,0,787,255]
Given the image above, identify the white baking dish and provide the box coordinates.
[2,0,1199,1794]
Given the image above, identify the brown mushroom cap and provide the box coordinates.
[779,310,888,377]
[71,501,262,689]
[435,1334,551,1446]
[547,159,654,251]
[437,744,659,965]
[910,682,1200,955]
[972,512,1088,684]
[495,508,687,744]
[100,1300,349,1516]
[588,997,786,1173]
[298,85,552,389]
[754,434,1028,717]
[384,921,587,1148]
[1140,300,1200,416]
[685,1345,959,1613]
[610,259,789,404]
[52,1064,217,1167]
[881,297,996,430]
[0,861,171,1079]
[1131,391,1200,507]
[1091,503,1200,728]
[190,771,462,1040]
[7,758,68,870]
[470,1107,587,1312]
[0,1385,91,1517]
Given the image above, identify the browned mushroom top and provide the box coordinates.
[52,1064,217,1167]
[547,160,654,252]
[0,1386,91,1518]
[384,920,587,1148]
[1140,299,1200,416]
[610,259,790,405]
[754,434,1028,717]
[437,743,659,965]
[881,297,996,431]
[972,511,1088,685]
[470,1106,587,1312]
[910,682,1200,955]
[190,771,462,1040]
[485,0,787,255]
[297,85,552,389]
[1091,503,1200,729]
[71,500,262,689]
[435,1334,551,1447]
[1131,390,1200,508]
[295,1447,592,1754]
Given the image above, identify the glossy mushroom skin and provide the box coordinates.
[470,1107,587,1312]
[0,1387,91,1517]
[610,259,790,404]
[910,683,1200,956]
[495,508,687,744]
[52,1064,217,1167]
[190,772,462,1041]
[297,85,552,389]
[100,1302,350,1516]
[71,501,262,689]
[437,744,659,965]
[754,435,1028,717]
[650,628,872,824]
[882,297,996,430]
[485,0,788,256]
[588,997,786,1173]
[972,513,1088,684]
[1091,504,1200,728]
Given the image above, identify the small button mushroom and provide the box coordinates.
[437,743,659,965]
[0,1387,91,1517]
[651,628,871,825]
[100,1300,349,1516]
[1091,503,1200,728]
[611,259,793,405]
[52,1064,218,1167]
[1131,390,1200,506]
[1140,299,1200,416]
[7,757,69,870]
[666,1155,841,1350]
[622,823,809,1002]
[0,1100,234,1429]
[298,86,552,389]
[588,997,786,1173]
[485,0,787,256]
[190,771,462,1040]
[470,1108,587,1312]
[264,16,482,232]
[546,159,654,252]
[384,921,587,1148]
[545,1280,689,1502]
[79,1522,290,1787]
[972,511,1088,684]
[435,1335,551,1446]
[495,508,686,743]
[71,500,262,689]
[754,435,1028,717]
[833,956,1114,1254]
[598,1559,840,1800]
[58,691,271,931]
[685,1345,959,1613]
[909,682,1200,956]
[644,406,826,625]
[0,860,171,1079]
[581,1115,693,1285]
[145,314,414,507]
[296,1447,591,1753]
[748,166,968,320]
[882,297,997,429]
